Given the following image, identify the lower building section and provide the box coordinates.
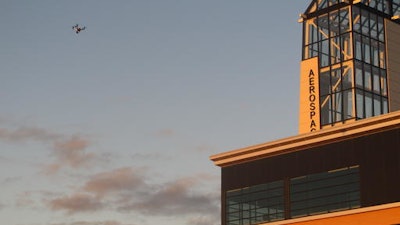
[226,166,361,224]
[211,112,400,225]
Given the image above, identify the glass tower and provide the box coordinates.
[298,0,400,133]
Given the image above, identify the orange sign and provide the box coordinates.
[299,57,320,134]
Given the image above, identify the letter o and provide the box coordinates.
[309,94,316,102]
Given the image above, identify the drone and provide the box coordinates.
[72,24,86,34]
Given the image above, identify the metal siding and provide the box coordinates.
[386,19,400,112]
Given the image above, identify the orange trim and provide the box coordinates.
[264,203,400,225]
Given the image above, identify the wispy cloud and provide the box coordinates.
[0,124,102,174]
[46,167,148,214]
[49,221,137,225]
[82,167,147,198]
[0,126,60,143]
[154,128,175,138]
[45,167,220,220]
[44,136,96,174]
[48,193,104,214]
[194,144,216,153]
[131,152,168,161]
[1,176,21,185]
[186,216,220,225]
[119,176,219,216]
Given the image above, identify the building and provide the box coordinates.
[210,1,400,224]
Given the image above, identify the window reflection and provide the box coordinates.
[302,4,389,127]
[225,166,361,223]
[290,166,360,218]
[226,181,284,225]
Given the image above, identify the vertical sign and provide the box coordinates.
[299,57,320,134]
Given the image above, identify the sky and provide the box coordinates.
[0,1,309,225]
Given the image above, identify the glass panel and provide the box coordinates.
[332,68,342,93]
[320,39,330,67]
[362,36,371,64]
[383,0,390,14]
[378,0,384,11]
[365,92,373,118]
[340,7,350,32]
[344,90,354,119]
[355,61,363,88]
[319,0,329,10]
[354,34,362,61]
[394,1,400,15]
[330,10,340,37]
[331,36,341,64]
[371,40,379,67]
[377,17,384,42]
[383,97,388,113]
[373,67,381,94]
[320,71,331,96]
[369,13,378,40]
[333,92,343,122]
[370,0,377,9]
[342,65,353,90]
[226,181,285,225]
[318,14,330,41]
[341,33,352,61]
[306,19,317,45]
[381,70,387,96]
[321,95,332,125]
[352,7,361,33]
[364,65,372,91]
[290,166,360,218]
[356,89,364,119]
[374,95,381,115]
[360,0,391,14]
[379,42,386,69]
[361,10,369,36]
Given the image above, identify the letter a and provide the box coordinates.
[309,69,315,77]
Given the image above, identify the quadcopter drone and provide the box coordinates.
[72,24,86,34]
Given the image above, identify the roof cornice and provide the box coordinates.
[210,111,400,167]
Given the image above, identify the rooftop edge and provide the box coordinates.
[210,111,400,167]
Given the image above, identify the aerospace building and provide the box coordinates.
[210,0,400,224]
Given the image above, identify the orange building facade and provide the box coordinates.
[269,203,400,225]
[211,1,400,225]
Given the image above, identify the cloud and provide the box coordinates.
[48,193,103,214]
[46,167,148,214]
[15,191,36,208]
[117,176,219,216]
[186,216,220,225]
[154,128,175,138]
[131,152,168,161]
[82,167,147,198]
[49,221,136,225]
[45,168,219,219]
[52,136,95,168]
[2,176,21,185]
[194,144,216,153]
[0,126,60,143]
[0,124,99,173]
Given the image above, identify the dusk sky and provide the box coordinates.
[0,1,308,225]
